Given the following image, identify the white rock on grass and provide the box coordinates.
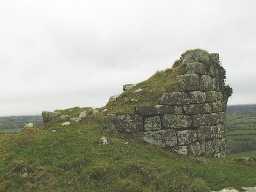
[212,187,239,192]
[24,123,34,128]
[130,98,138,102]
[242,187,256,192]
[61,121,71,127]
[70,117,81,123]
[79,111,87,119]
[134,88,143,93]
[100,136,109,145]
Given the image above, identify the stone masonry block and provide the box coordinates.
[189,141,205,156]
[160,91,206,105]
[144,116,162,131]
[163,114,192,129]
[192,113,224,127]
[177,74,200,91]
[154,105,183,115]
[177,130,197,145]
[135,106,159,117]
[159,92,188,105]
[205,91,223,102]
[174,146,188,155]
[183,103,211,115]
[186,62,208,75]
[200,75,215,91]
[186,91,206,104]
[143,129,177,147]
[211,101,225,112]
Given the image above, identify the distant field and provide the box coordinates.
[226,105,256,154]
[1,105,256,155]
[0,116,43,133]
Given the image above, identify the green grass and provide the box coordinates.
[54,107,96,117]
[105,64,185,114]
[0,117,256,192]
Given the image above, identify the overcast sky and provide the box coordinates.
[0,0,255,116]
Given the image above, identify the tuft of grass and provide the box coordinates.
[54,106,95,118]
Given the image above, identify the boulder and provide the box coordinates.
[61,121,71,127]
[99,136,109,145]
[79,111,87,119]
[24,123,34,129]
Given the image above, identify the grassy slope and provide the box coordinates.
[105,64,185,114]
[1,118,256,192]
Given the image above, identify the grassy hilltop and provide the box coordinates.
[0,49,255,191]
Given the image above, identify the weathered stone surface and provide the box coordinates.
[163,114,192,129]
[160,91,206,105]
[192,113,224,127]
[212,101,225,112]
[154,105,183,115]
[135,105,183,116]
[206,91,223,102]
[111,114,143,133]
[187,91,207,104]
[204,139,216,155]
[197,124,224,141]
[181,49,210,65]
[144,129,177,147]
[174,146,188,155]
[186,62,208,75]
[159,92,188,105]
[135,106,159,116]
[183,103,211,115]
[200,75,214,90]
[189,141,208,156]
[177,130,197,145]
[144,116,162,131]
[177,74,200,91]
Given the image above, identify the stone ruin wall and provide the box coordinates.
[111,52,232,157]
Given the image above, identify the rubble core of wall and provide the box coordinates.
[110,49,232,157]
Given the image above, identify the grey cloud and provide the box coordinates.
[0,0,255,116]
